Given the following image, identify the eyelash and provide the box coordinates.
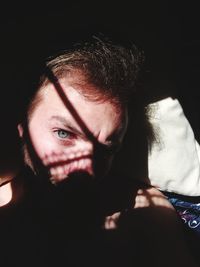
[52,129,120,153]
[53,129,76,145]
[55,129,70,139]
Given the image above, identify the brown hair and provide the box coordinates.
[25,34,144,121]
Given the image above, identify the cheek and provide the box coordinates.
[28,123,58,159]
[42,140,94,183]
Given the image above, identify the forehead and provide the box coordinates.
[31,77,127,140]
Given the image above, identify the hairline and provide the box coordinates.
[27,77,126,123]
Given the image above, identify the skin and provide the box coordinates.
[19,76,128,183]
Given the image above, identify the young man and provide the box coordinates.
[0,34,197,266]
[0,34,143,266]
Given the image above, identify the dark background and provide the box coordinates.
[0,1,199,171]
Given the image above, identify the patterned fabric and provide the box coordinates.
[165,192,200,235]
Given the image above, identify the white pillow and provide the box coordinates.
[148,97,200,196]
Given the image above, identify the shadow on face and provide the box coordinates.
[19,70,128,185]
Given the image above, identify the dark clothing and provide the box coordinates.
[0,167,139,267]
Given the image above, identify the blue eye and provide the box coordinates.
[56,130,69,139]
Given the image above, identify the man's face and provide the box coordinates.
[19,76,128,183]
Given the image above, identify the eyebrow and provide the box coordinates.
[49,115,85,137]
[49,115,123,149]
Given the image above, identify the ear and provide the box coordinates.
[17,123,24,138]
